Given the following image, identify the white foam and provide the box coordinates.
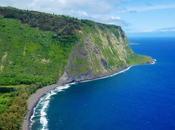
[30,84,71,130]
[30,61,157,129]
[40,100,49,130]
[80,66,132,84]
[151,59,157,65]
[30,96,44,126]
[30,67,133,130]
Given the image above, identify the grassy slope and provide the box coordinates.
[0,17,73,130]
[0,17,73,85]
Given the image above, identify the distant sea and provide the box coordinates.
[31,37,175,130]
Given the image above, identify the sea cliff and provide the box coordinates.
[0,6,152,130]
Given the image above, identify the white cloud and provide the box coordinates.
[128,27,175,34]
[120,4,175,13]
[25,0,114,14]
[111,16,121,20]
[127,29,155,33]
[2,0,174,33]
[157,27,175,32]
[1,0,120,14]
[0,0,124,26]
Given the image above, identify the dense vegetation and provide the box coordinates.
[0,85,39,130]
[0,8,76,129]
[0,17,74,86]
[0,6,152,130]
[0,6,81,42]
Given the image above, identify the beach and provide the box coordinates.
[22,65,135,130]
[22,83,64,130]
[23,60,156,130]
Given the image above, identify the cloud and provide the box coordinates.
[1,0,175,18]
[8,0,116,15]
[2,0,174,33]
[157,27,175,32]
[120,4,175,13]
[128,27,175,34]
[127,29,155,33]
[0,0,126,26]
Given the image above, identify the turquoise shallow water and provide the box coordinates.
[31,37,175,130]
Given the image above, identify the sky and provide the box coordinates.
[0,0,175,36]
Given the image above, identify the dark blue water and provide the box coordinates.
[32,37,175,130]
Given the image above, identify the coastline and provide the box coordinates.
[22,59,156,130]
[22,66,131,130]
[22,84,62,130]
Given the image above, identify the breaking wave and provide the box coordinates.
[30,84,72,130]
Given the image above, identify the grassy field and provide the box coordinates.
[0,17,74,85]
[0,17,74,130]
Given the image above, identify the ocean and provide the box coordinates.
[31,37,175,130]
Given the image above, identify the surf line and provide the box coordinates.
[29,66,133,130]
[30,84,73,130]
[29,60,157,130]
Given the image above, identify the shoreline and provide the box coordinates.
[22,66,131,130]
[22,60,156,130]
[22,84,63,130]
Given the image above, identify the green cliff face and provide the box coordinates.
[62,21,152,82]
[0,7,152,130]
